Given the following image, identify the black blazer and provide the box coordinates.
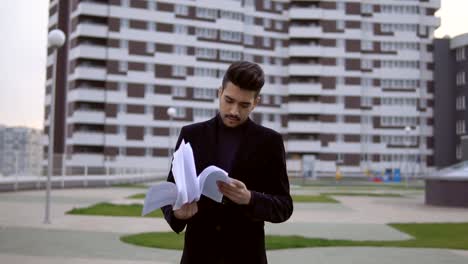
[162,115,293,264]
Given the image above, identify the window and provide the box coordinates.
[456,47,466,61]
[456,71,466,86]
[196,28,217,39]
[220,10,243,21]
[120,39,128,49]
[274,2,282,11]
[361,97,372,107]
[244,53,253,62]
[172,86,186,97]
[148,1,156,10]
[362,40,373,51]
[196,48,217,59]
[174,107,186,118]
[274,21,283,30]
[119,147,126,156]
[362,22,372,31]
[146,63,154,73]
[173,66,186,77]
[121,0,129,7]
[263,0,271,9]
[175,24,187,34]
[175,4,189,16]
[146,42,155,53]
[244,34,254,45]
[220,30,242,42]
[274,95,282,105]
[148,21,156,31]
[361,4,372,14]
[264,18,271,28]
[336,20,345,30]
[118,82,127,92]
[118,104,126,113]
[456,145,462,159]
[194,67,217,78]
[120,19,129,28]
[244,15,254,25]
[263,37,271,47]
[220,50,242,61]
[361,59,372,70]
[175,45,187,55]
[337,153,344,163]
[194,88,216,99]
[119,61,127,72]
[196,7,217,19]
[194,108,216,118]
[456,120,466,135]
[145,84,153,95]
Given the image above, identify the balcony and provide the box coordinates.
[288,102,321,114]
[289,26,322,38]
[68,88,105,102]
[289,64,322,76]
[70,45,107,60]
[70,132,104,145]
[73,66,107,80]
[290,8,322,19]
[70,110,105,124]
[288,83,322,95]
[288,121,321,133]
[286,140,321,153]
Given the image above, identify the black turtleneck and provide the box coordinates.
[216,114,247,174]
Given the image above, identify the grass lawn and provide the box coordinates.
[121,222,468,251]
[128,193,339,203]
[323,192,403,197]
[111,183,149,189]
[292,194,338,203]
[67,202,164,218]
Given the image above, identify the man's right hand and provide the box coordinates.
[173,201,198,220]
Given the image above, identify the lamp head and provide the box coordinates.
[48,29,66,48]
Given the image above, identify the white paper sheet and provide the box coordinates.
[141,182,177,216]
[142,140,232,215]
[198,166,230,202]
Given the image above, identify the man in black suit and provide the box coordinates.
[162,61,293,263]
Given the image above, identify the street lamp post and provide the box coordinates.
[404,126,412,188]
[167,107,176,169]
[44,29,66,224]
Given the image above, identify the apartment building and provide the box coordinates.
[44,0,439,176]
[434,33,468,167]
[0,125,43,176]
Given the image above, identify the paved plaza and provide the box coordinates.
[1,185,468,263]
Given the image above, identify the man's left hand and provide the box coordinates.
[217,179,251,205]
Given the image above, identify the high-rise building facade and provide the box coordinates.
[0,125,43,176]
[44,0,439,176]
[434,33,468,168]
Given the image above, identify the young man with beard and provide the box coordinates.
[162,61,293,264]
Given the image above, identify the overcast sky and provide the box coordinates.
[0,0,467,130]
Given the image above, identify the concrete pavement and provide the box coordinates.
[1,186,468,263]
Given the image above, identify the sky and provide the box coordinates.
[0,0,467,130]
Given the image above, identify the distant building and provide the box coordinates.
[434,33,468,167]
[0,125,43,176]
[45,0,439,176]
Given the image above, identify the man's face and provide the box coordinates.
[218,82,259,128]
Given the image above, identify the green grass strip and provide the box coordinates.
[67,202,164,218]
[322,192,402,197]
[120,222,468,251]
[128,193,339,203]
[292,194,338,203]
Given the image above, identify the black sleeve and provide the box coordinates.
[246,133,293,223]
[161,127,188,233]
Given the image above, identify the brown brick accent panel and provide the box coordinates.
[126,126,144,140]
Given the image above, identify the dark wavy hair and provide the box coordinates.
[221,61,265,97]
